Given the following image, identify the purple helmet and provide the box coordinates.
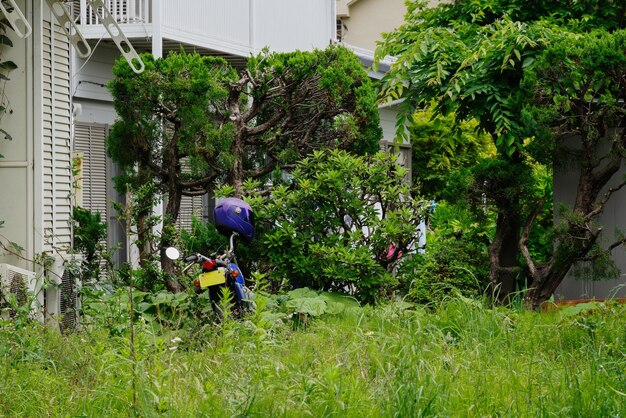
[214,198,254,241]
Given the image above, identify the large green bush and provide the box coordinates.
[401,201,491,304]
[244,150,427,303]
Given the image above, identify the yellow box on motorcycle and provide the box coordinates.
[214,198,254,241]
[197,270,226,288]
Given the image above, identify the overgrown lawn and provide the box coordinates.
[1,298,625,416]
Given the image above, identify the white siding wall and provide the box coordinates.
[252,0,333,52]
[161,0,251,55]
[42,18,73,254]
[72,46,119,102]
[379,106,403,143]
[0,0,34,269]
[161,0,333,55]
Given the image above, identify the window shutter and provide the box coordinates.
[73,123,109,219]
[177,194,208,232]
[42,19,72,252]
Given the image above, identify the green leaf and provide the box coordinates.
[152,291,174,305]
[0,35,12,47]
[0,61,17,71]
[287,287,319,299]
[285,297,327,317]
[522,56,535,68]
[319,291,360,315]
[137,302,153,312]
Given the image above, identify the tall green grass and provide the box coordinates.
[1,298,626,416]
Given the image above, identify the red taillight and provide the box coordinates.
[194,279,200,287]
[202,259,217,271]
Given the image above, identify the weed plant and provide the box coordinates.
[1,296,626,416]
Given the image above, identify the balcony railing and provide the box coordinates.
[75,0,335,56]
[77,0,151,25]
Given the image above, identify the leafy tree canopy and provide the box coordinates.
[107,46,382,290]
[376,0,626,307]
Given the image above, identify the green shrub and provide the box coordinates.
[402,202,490,304]
[245,150,427,303]
[72,206,109,282]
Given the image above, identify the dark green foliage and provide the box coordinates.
[417,0,626,31]
[107,47,381,280]
[107,51,236,187]
[472,158,534,209]
[244,46,382,167]
[402,202,491,304]
[72,206,108,282]
[246,150,426,303]
[180,217,228,256]
[107,46,381,206]
[377,0,626,306]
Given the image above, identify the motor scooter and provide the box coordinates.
[165,231,252,319]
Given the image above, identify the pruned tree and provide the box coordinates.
[520,29,626,308]
[226,47,381,196]
[107,46,381,290]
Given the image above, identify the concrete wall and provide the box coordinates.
[554,132,626,300]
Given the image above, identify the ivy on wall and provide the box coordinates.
[0,10,18,149]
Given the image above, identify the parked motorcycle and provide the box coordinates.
[165,198,255,319]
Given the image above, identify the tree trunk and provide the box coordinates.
[521,130,626,309]
[136,163,153,270]
[488,212,521,303]
[161,182,183,292]
[231,131,245,198]
[160,132,184,292]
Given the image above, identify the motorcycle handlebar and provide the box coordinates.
[184,253,212,263]
[184,253,230,268]
[215,259,229,268]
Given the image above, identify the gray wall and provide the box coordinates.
[554,132,626,300]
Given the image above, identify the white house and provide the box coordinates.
[0,0,422,325]
[0,0,336,324]
[70,0,337,269]
[0,1,77,323]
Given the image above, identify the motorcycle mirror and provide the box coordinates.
[165,247,180,260]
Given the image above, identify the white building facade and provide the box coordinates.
[0,0,336,322]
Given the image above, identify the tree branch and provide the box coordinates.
[591,130,626,190]
[179,173,217,189]
[244,161,278,179]
[519,199,545,280]
[586,179,626,220]
[607,236,626,253]
[244,109,288,136]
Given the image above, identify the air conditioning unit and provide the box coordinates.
[0,263,41,320]
[46,256,83,331]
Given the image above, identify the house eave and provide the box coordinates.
[339,42,396,79]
